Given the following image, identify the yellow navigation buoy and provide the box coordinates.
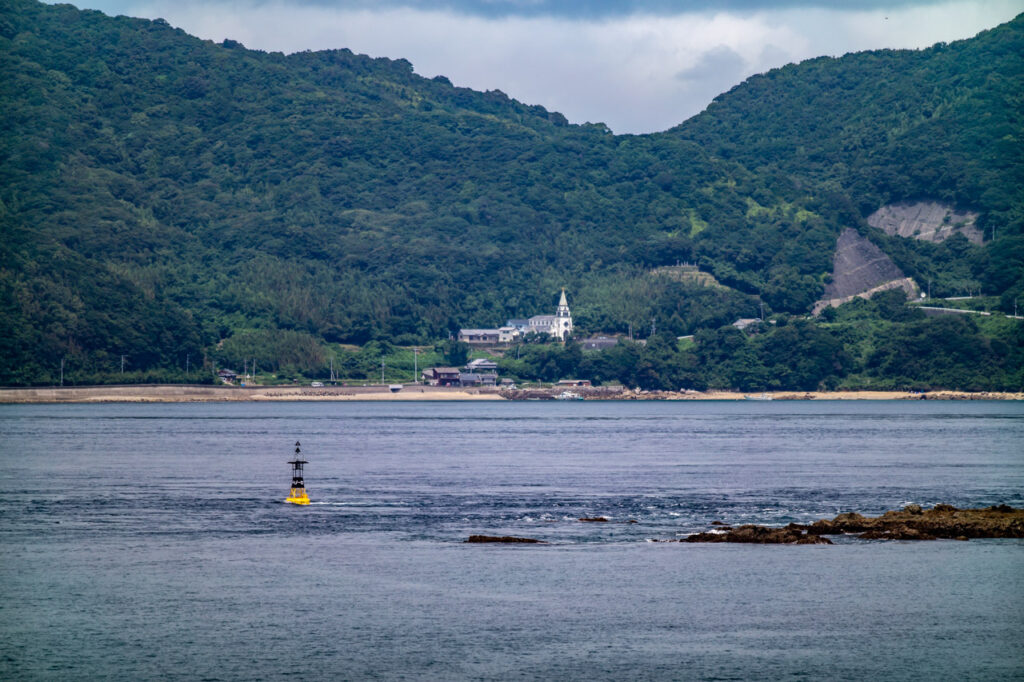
[285,441,310,505]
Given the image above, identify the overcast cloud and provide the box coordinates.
[66,0,1023,133]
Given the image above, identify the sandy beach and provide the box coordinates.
[0,384,507,403]
[0,384,1021,403]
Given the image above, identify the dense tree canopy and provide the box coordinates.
[1,0,1021,388]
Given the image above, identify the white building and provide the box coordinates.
[533,289,572,340]
[459,290,573,344]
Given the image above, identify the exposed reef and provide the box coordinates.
[465,535,546,544]
[684,524,833,545]
[683,505,1024,543]
[805,504,1024,540]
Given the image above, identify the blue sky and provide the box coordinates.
[66,0,1023,133]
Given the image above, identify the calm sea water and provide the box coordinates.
[1,400,1022,680]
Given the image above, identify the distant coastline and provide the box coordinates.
[1,385,1021,404]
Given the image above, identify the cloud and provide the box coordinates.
[676,45,748,85]
[69,0,1024,133]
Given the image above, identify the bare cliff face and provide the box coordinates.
[867,201,983,244]
[813,228,917,314]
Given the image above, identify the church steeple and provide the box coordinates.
[557,288,569,315]
[555,289,572,340]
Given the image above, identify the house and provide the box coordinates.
[465,358,499,372]
[459,372,497,387]
[581,335,619,351]
[424,367,461,386]
[217,369,238,384]
[458,329,501,345]
[556,379,591,387]
[733,318,773,333]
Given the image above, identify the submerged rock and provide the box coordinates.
[465,535,547,544]
[578,516,610,522]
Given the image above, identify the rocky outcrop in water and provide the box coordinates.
[684,523,833,544]
[684,505,1024,544]
[806,504,1024,540]
[465,535,547,544]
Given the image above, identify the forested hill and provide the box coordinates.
[1,0,1022,387]
[673,15,1024,236]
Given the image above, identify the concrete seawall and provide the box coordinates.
[0,384,507,403]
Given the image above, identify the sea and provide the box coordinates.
[1,400,1022,681]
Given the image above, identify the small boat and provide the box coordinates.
[744,393,772,401]
[285,441,310,505]
[555,390,584,401]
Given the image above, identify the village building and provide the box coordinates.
[459,372,497,387]
[422,367,461,386]
[732,318,761,331]
[465,358,499,372]
[458,329,501,345]
[581,335,619,351]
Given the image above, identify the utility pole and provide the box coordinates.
[60,358,64,387]
[651,318,656,338]
[381,358,385,385]
[759,301,765,321]
[413,348,419,383]
[121,355,125,374]
[186,354,190,375]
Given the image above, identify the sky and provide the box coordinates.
[66,0,1023,133]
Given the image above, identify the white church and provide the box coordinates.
[459,290,573,345]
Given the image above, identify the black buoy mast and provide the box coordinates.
[285,441,310,505]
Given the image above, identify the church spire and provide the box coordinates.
[555,289,572,340]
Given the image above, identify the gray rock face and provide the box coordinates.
[824,228,909,300]
[867,202,982,244]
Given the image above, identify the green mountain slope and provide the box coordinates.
[1,0,1021,387]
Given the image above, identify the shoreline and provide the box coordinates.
[0,384,1021,404]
